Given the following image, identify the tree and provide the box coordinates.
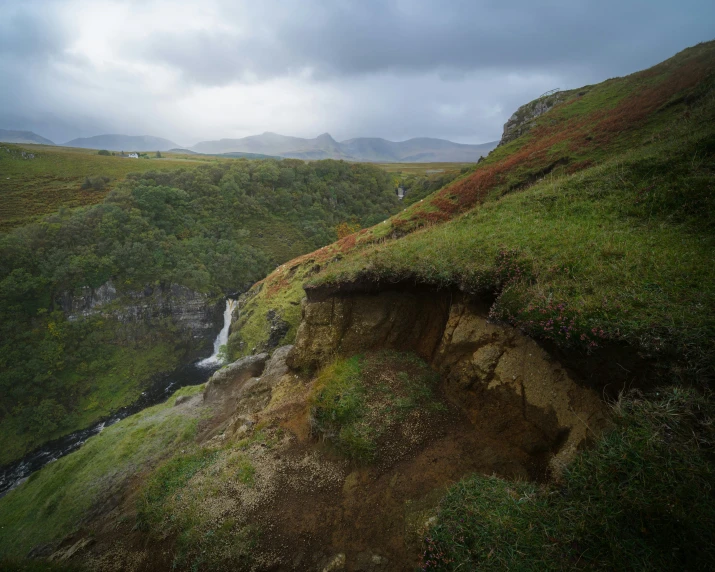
[98,149,110,156]
[156,151,162,158]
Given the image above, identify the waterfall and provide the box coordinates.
[198,298,237,368]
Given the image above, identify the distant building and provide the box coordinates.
[126,152,139,158]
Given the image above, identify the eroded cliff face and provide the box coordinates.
[58,280,224,342]
[63,288,608,570]
[289,285,606,472]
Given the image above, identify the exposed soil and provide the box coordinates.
[55,286,609,571]
[75,375,546,572]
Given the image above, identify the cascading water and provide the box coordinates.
[198,298,236,368]
[0,299,237,497]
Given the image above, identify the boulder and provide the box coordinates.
[203,353,269,403]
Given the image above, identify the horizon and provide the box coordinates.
[1,1,713,145]
[4,129,499,148]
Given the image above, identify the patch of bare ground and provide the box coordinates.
[74,351,563,571]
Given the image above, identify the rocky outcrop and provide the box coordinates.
[498,90,566,146]
[203,347,294,438]
[203,353,269,403]
[57,280,223,341]
[288,287,606,472]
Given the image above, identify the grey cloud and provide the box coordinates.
[0,0,713,144]
[144,0,715,86]
[0,1,67,60]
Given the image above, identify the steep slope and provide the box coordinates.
[0,129,55,145]
[63,134,179,151]
[0,158,400,467]
[228,41,715,388]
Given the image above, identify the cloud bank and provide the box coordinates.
[0,0,713,145]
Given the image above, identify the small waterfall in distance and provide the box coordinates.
[198,298,237,368]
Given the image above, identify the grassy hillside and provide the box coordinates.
[229,41,715,385]
[0,144,221,232]
[0,384,206,560]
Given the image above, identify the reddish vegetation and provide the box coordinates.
[251,45,714,301]
[399,51,713,228]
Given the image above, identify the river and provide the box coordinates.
[0,299,236,498]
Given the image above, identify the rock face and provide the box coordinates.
[57,280,223,341]
[203,347,294,438]
[498,91,566,147]
[288,287,606,472]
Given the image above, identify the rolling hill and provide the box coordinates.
[191,132,497,162]
[0,129,55,145]
[63,134,180,152]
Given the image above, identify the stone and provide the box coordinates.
[203,353,269,402]
[56,280,224,359]
[322,553,346,572]
[48,537,93,562]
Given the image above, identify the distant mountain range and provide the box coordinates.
[63,134,180,152]
[0,129,55,146]
[1,129,497,163]
[191,132,497,162]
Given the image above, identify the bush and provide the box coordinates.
[97,149,110,156]
[80,175,110,190]
[422,388,715,570]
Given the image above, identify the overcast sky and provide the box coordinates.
[1,0,713,145]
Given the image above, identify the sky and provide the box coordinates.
[0,0,713,146]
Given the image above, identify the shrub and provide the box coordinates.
[80,175,110,190]
[97,149,110,156]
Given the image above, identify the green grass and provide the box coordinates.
[135,442,265,569]
[226,260,311,359]
[421,387,715,570]
[310,129,715,382]
[0,328,184,466]
[0,384,206,560]
[0,144,220,232]
[310,351,442,462]
[229,42,715,376]
[136,448,220,530]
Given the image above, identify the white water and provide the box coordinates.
[198,299,237,368]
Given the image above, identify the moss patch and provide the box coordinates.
[310,351,444,462]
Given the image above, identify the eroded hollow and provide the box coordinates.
[289,282,609,477]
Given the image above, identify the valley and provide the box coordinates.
[0,38,714,572]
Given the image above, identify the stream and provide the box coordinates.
[0,299,236,498]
